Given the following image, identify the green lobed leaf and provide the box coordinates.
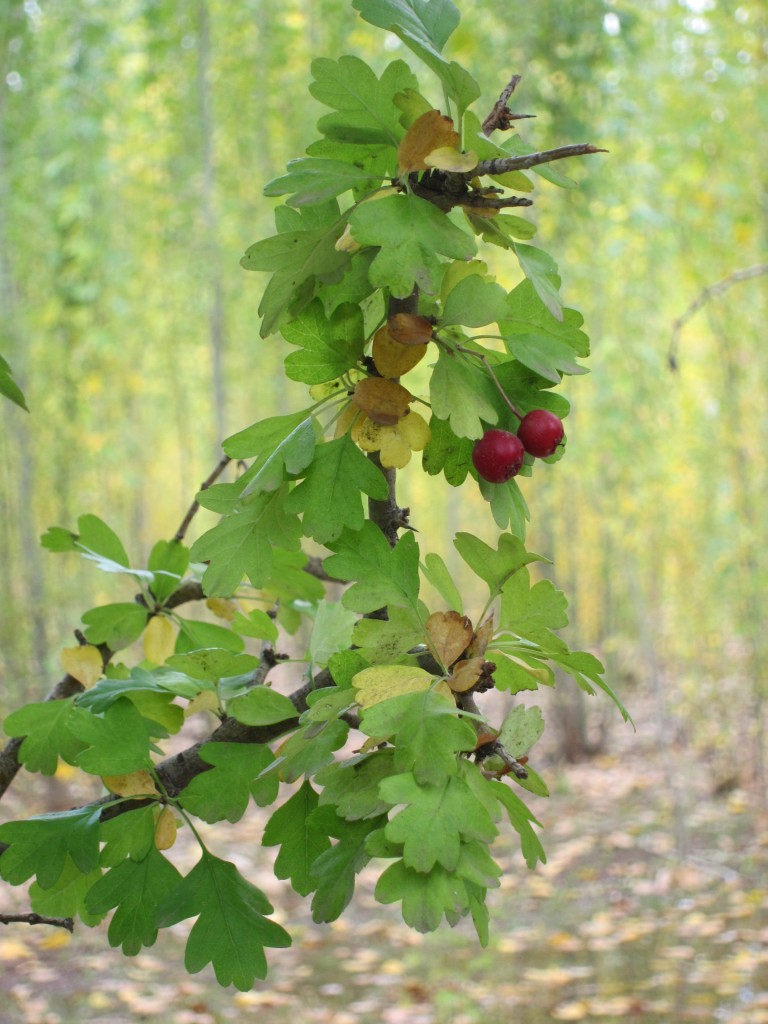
[275,719,350,783]
[429,348,499,439]
[512,243,564,320]
[421,552,464,613]
[308,807,384,923]
[69,698,158,775]
[454,532,548,601]
[147,539,190,605]
[2,699,87,774]
[265,157,384,207]
[491,780,546,869]
[498,568,569,649]
[282,300,365,385]
[85,847,183,955]
[262,781,331,896]
[30,858,104,927]
[441,274,510,329]
[0,806,102,888]
[284,435,388,544]
[307,600,359,668]
[175,617,245,655]
[498,704,545,757]
[350,604,425,664]
[179,743,278,823]
[227,688,298,727]
[99,807,157,867]
[316,750,396,821]
[81,603,148,650]
[350,193,476,297]
[155,851,291,990]
[421,414,473,485]
[189,484,302,596]
[325,522,421,614]
[375,858,469,933]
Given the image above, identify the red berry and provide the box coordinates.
[472,429,525,483]
[517,410,564,458]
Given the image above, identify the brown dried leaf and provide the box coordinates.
[398,109,459,173]
[446,656,485,693]
[353,377,412,426]
[426,611,473,668]
[388,314,434,346]
[466,614,494,658]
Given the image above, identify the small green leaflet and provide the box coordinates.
[498,705,545,758]
[491,781,546,869]
[179,743,277,823]
[238,419,317,499]
[421,552,464,612]
[224,408,315,459]
[0,353,28,410]
[454,532,548,602]
[484,476,530,539]
[316,750,395,821]
[307,600,359,668]
[241,201,350,338]
[441,274,509,328]
[190,484,302,596]
[310,56,414,149]
[175,617,246,655]
[351,604,425,663]
[421,415,473,485]
[30,859,103,927]
[69,698,158,775]
[512,243,564,321]
[230,608,279,643]
[429,349,498,439]
[156,851,291,990]
[350,193,475,297]
[380,770,498,873]
[284,435,388,544]
[282,300,365,385]
[325,522,421,614]
[164,650,258,686]
[551,649,632,723]
[499,568,569,648]
[227,688,297,727]
[2,699,87,774]
[276,719,350,783]
[502,278,589,357]
[85,848,183,955]
[100,807,157,866]
[309,807,383,923]
[0,806,102,888]
[360,689,476,785]
[352,0,480,117]
[264,158,384,207]
[375,858,468,934]
[262,781,331,897]
[81,603,148,650]
[147,539,189,605]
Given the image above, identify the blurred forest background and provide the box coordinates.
[1,1,768,1021]
[2,0,767,784]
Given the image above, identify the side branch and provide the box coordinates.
[0,912,74,932]
[474,144,607,177]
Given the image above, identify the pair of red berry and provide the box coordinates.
[472,410,564,483]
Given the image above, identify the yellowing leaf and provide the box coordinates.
[154,805,178,851]
[398,109,460,173]
[102,770,160,797]
[206,597,237,621]
[426,611,473,667]
[352,410,431,468]
[388,314,433,346]
[372,325,428,379]
[185,690,221,717]
[143,614,177,664]
[335,223,360,253]
[353,665,435,709]
[353,377,412,426]
[425,146,478,173]
[60,644,103,688]
[446,656,485,693]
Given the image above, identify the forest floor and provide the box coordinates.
[1,692,767,1024]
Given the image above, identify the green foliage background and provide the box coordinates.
[1,0,767,783]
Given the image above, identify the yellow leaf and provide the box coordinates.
[352,410,431,469]
[60,645,103,688]
[353,665,435,709]
[426,611,473,667]
[102,770,160,797]
[353,377,412,426]
[206,597,236,621]
[425,146,478,172]
[335,223,360,253]
[143,615,177,665]
[185,690,221,717]
[398,109,459,173]
[378,431,413,469]
[154,806,178,851]
[446,656,486,693]
[396,410,431,451]
[372,324,428,378]
[39,930,71,951]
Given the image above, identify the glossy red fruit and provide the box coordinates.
[472,429,525,483]
[517,410,564,458]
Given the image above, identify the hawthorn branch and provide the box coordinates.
[0,912,74,932]
[668,263,768,369]
[473,143,607,178]
[174,453,232,541]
